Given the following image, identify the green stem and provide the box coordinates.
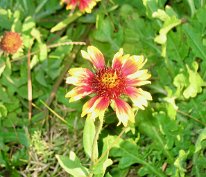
[89,119,104,177]
[50,12,82,32]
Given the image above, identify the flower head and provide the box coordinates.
[0,31,22,54]
[66,46,152,126]
[61,0,100,13]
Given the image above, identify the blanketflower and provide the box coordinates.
[61,0,100,13]
[0,31,22,54]
[66,46,152,126]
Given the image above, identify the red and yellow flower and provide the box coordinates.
[61,0,100,13]
[66,46,152,126]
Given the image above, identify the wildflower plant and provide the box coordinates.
[61,46,152,176]
[66,46,152,126]
[2,1,206,177]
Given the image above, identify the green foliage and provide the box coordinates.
[110,140,166,177]
[1,0,206,176]
[56,152,89,177]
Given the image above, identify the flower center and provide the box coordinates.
[91,68,125,99]
[101,72,119,88]
[0,32,22,54]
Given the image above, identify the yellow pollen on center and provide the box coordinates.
[7,39,15,46]
[101,72,119,88]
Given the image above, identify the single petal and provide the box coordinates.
[126,70,151,86]
[66,68,94,86]
[125,87,152,110]
[79,0,97,13]
[81,96,99,117]
[65,86,93,102]
[112,99,134,126]
[88,97,110,120]
[122,55,147,76]
[81,46,105,69]
[112,48,124,69]
[82,96,109,120]
[68,68,93,77]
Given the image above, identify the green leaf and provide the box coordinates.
[39,43,48,61]
[174,150,188,177]
[183,24,206,60]
[0,8,12,29]
[142,0,160,18]
[186,0,196,16]
[35,69,47,87]
[56,152,89,177]
[192,128,206,177]
[11,148,28,167]
[93,15,113,42]
[106,167,129,177]
[83,117,96,158]
[0,103,7,118]
[154,13,181,45]
[194,128,206,153]
[183,62,206,99]
[0,131,29,147]
[0,59,6,77]
[166,29,189,64]
[22,16,35,32]
[173,73,188,98]
[92,135,116,176]
[11,10,22,32]
[31,28,42,43]
[110,140,166,177]
[136,110,174,162]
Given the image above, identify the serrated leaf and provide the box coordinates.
[56,152,89,177]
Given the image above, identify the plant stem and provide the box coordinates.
[27,47,32,121]
[89,119,104,177]
[50,12,82,32]
[91,119,103,163]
